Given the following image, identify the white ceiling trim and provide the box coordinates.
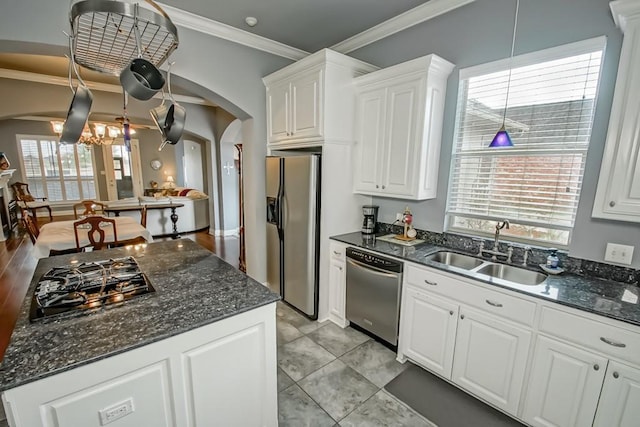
[331,0,476,54]
[148,2,309,61]
[0,68,214,107]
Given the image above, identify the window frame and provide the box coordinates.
[15,134,99,204]
[445,36,607,248]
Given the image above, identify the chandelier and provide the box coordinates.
[51,118,136,146]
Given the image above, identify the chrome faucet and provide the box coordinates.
[494,220,509,249]
[481,220,512,261]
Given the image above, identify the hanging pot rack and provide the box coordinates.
[69,0,179,76]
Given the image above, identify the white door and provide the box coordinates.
[328,258,347,327]
[452,306,531,415]
[183,140,203,190]
[380,78,421,197]
[102,139,143,200]
[291,69,322,139]
[266,81,290,142]
[399,288,458,379]
[522,335,607,427]
[593,361,640,427]
[353,86,387,194]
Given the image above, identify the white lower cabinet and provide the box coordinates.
[593,361,640,427]
[452,306,531,415]
[522,335,607,427]
[329,258,347,326]
[399,286,458,378]
[2,304,278,427]
[398,261,640,426]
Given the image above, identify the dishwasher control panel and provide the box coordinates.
[346,248,403,273]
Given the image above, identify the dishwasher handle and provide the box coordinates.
[347,258,399,278]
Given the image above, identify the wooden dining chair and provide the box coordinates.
[73,200,107,219]
[73,216,118,251]
[140,204,148,227]
[21,209,40,245]
[11,181,53,222]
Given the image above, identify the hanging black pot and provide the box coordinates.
[120,58,165,101]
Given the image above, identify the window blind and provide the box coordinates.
[447,39,605,246]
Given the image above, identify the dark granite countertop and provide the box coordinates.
[0,239,280,392]
[332,232,640,327]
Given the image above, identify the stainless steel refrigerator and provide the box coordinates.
[266,154,321,319]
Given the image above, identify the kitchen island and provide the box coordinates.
[0,240,280,427]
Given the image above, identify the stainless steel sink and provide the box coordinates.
[425,251,484,270]
[475,263,547,286]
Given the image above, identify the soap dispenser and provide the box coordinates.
[546,248,560,269]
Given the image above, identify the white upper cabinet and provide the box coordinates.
[353,54,454,200]
[264,49,377,149]
[593,1,640,222]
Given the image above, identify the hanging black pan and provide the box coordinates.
[60,37,93,144]
[155,63,186,151]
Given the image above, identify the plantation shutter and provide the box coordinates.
[447,38,605,244]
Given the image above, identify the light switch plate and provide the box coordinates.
[604,243,634,265]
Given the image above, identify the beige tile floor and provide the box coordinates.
[276,302,436,426]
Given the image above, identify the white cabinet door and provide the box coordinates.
[452,306,531,415]
[380,79,421,197]
[291,69,323,140]
[593,361,640,427]
[329,258,348,327]
[592,2,640,222]
[267,81,290,143]
[353,87,386,194]
[522,335,607,427]
[399,287,458,378]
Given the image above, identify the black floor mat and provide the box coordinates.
[385,363,526,427]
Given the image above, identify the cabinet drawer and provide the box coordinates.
[539,306,640,365]
[406,265,536,326]
[329,241,346,261]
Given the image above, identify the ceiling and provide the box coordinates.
[160,0,430,53]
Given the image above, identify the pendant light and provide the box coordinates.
[489,0,520,148]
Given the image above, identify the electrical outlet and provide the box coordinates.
[604,243,634,265]
[396,213,403,221]
[99,398,134,425]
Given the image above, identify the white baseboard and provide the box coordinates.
[211,228,239,237]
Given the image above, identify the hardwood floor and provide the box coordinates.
[0,224,240,361]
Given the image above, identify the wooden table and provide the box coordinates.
[104,203,184,239]
[33,217,153,259]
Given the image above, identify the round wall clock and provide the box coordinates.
[150,159,163,170]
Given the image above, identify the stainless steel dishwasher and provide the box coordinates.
[345,247,403,346]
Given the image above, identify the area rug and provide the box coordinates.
[385,363,526,427]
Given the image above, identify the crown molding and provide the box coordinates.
[610,0,640,32]
[331,0,476,54]
[147,2,309,61]
[0,68,214,107]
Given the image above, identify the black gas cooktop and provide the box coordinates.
[29,256,155,321]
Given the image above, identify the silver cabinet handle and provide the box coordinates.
[485,299,503,308]
[594,364,600,371]
[337,266,343,271]
[333,250,341,255]
[460,314,465,320]
[613,371,619,379]
[424,279,438,286]
[382,185,386,189]
[609,201,616,207]
[600,337,626,348]
[449,310,454,315]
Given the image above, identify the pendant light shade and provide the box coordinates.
[489,125,513,148]
[489,0,520,148]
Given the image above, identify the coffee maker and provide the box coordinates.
[362,205,379,236]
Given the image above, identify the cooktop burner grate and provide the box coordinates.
[29,256,155,321]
